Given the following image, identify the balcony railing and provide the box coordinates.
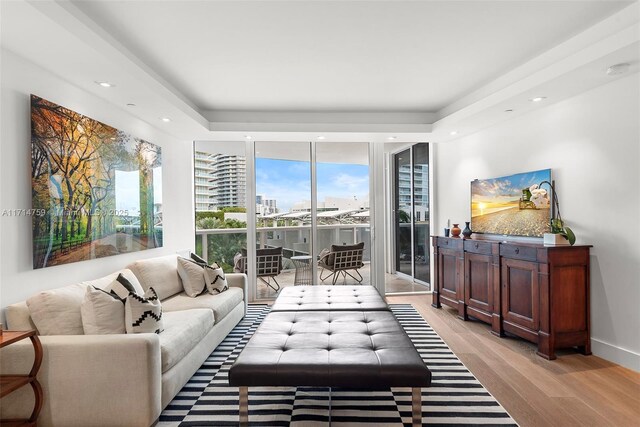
[195,223,371,272]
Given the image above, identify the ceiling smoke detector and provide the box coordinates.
[606,63,630,76]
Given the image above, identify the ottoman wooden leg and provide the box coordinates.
[239,387,249,426]
[412,387,422,426]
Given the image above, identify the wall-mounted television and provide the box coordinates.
[471,169,552,237]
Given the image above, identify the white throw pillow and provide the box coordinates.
[177,257,206,297]
[81,286,125,334]
[203,263,228,294]
[126,255,182,300]
[26,283,87,335]
[125,287,164,334]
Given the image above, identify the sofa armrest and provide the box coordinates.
[226,273,248,313]
[0,334,161,427]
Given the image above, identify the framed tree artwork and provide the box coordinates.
[30,95,163,269]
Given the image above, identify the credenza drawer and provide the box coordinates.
[437,237,463,250]
[464,240,495,255]
[499,244,538,262]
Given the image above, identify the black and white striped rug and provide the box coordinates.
[159,304,517,426]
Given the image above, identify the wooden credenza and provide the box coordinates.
[432,236,592,360]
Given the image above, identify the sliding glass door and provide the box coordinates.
[395,149,412,276]
[392,143,430,291]
[316,142,370,286]
[193,141,373,302]
[413,143,430,284]
[254,142,311,299]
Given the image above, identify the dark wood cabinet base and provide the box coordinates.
[433,236,592,359]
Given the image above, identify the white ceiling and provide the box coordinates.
[0,0,638,142]
[71,0,631,113]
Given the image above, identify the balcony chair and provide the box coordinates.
[318,242,365,285]
[234,247,283,292]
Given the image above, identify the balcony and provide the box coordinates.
[195,224,428,298]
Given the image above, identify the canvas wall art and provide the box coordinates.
[31,95,162,269]
[471,169,552,237]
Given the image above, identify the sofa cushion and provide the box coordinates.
[176,257,206,297]
[127,255,183,300]
[81,286,126,334]
[161,287,243,324]
[125,287,164,334]
[160,309,214,373]
[82,269,144,294]
[26,283,88,335]
[5,302,37,331]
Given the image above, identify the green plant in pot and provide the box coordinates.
[550,218,576,246]
[538,180,576,246]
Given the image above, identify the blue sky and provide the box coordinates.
[115,167,163,215]
[471,169,551,202]
[256,158,369,212]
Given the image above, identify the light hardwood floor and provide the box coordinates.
[386,294,640,427]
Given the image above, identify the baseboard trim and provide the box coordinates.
[591,338,640,372]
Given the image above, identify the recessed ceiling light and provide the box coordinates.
[245,135,252,140]
[95,81,114,88]
[530,97,547,102]
[387,136,397,140]
[160,117,171,123]
[450,131,458,136]
[606,63,630,76]
[317,136,326,140]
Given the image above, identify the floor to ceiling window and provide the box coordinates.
[193,141,374,302]
[315,142,370,286]
[390,143,430,292]
[193,142,248,277]
[254,142,312,299]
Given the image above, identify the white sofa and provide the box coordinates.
[0,254,247,427]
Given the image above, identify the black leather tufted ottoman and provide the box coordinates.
[229,310,431,426]
[269,285,389,312]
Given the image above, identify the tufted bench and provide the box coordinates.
[270,285,389,312]
[229,310,431,426]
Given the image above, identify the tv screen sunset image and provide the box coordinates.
[471,169,552,237]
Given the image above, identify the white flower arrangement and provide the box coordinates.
[528,184,550,209]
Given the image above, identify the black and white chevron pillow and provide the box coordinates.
[125,287,164,334]
[189,253,228,294]
[109,273,140,300]
[203,263,228,294]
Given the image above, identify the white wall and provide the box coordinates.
[433,73,640,371]
[0,50,195,315]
